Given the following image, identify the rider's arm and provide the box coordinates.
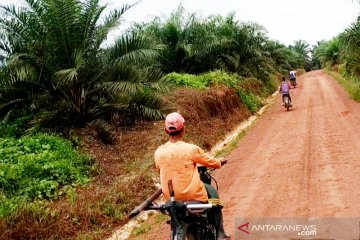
[191,146,221,169]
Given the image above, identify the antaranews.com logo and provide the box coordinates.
[235,218,360,240]
[238,222,317,236]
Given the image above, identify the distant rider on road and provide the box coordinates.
[279,76,292,105]
[289,70,296,85]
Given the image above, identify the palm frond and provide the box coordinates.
[95,3,133,47]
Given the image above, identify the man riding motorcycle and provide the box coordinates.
[289,70,296,86]
[154,112,231,240]
[279,76,292,105]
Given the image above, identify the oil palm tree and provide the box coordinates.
[0,0,167,130]
[289,40,311,70]
[312,38,342,68]
[342,19,360,76]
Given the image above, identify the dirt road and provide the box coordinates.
[135,70,360,239]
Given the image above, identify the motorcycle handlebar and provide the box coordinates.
[186,203,213,209]
[148,203,213,210]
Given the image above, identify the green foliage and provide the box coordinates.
[167,70,239,89]
[0,0,168,131]
[285,40,312,71]
[167,70,264,112]
[312,18,360,81]
[341,19,360,77]
[0,134,93,217]
[312,38,342,69]
[326,70,360,102]
[167,72,208,89]
[311,18,360,103]
[237,89,263,113]
[0,117,30,138]
[136,7,300,80]
[0,1,309,132]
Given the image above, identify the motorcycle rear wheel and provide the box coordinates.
[186,225,216,240]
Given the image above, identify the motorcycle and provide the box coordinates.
[129,166,222,240]
[283,93,292,111]
[290,78,297,88]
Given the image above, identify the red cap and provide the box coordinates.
[165,112,185,133]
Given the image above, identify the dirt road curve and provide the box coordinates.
[139,70,360,239]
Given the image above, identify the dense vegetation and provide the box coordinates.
[0,0,167,133]
[167,70,273,113]
[0,132,93,218]
[0,0,313,239]
[134,7,311,76]
[0,1,310,133]
[312,17,360,100]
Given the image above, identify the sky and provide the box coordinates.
[2,0,359,46]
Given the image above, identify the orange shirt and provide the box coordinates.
[155,141,221,202]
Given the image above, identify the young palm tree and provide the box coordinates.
[312,38,342,68]
[342,19,360,76]
[0,0,167,130]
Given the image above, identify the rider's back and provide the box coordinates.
[281,82,290,93]
[155,141,221,202]
[289,71,296,79]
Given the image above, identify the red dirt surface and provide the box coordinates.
[139,70,360,239]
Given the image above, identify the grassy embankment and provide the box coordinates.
[326,66,360,102]
[0,71,278,239]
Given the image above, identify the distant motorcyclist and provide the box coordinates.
[289,70,296,86]
[154,112,230,240]
[279,76,292,105]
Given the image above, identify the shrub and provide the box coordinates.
[237,89,263,113]
[167,70,240,89]
[167,70,266,113]
[0,115,32,138]
[0,134,94,218]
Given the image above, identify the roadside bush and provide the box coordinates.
[167,70,239,89]
[338,64,347,75]
[167,70,266,113]
[237,89,263,113]
[0,134,94,218]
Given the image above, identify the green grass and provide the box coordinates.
[237,89,263,113]
[214,130,247,158]
[0,133,94,218]
[167,70,240,89]
[131,219,153,236]
[326,69,360,102]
